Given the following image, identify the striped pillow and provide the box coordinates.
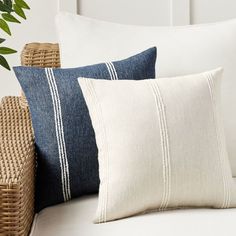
[79,68,236,223]
[13,47,156,212]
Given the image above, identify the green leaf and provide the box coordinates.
[0,1,13,12]
[3,0,13,9]
[0,19,11,35]
[13,4,26,19]
[0,55,10,70]
[2,13,20,23]
[0,47,17,54]
[15,0,30,9]
[0,38,6,44]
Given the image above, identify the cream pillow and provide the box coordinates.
[56,13,236,176]
[79,68,236,223]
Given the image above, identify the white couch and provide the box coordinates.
[30,180,236,236]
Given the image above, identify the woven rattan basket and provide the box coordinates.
[0,42,61,236]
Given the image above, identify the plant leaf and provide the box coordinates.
[0,55,10,70]
[13,4,26,19]
[0,47,17,54]
[0,19,11,35]
[15,0,30,10]
[3,0,13,9]
[2,13,20,23]
[0,38,6,44]
[0,1,13,12]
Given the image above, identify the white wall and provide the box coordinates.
[78,0,236,25]
[1,0,236,99]
[78,0,190,26]
[78,0,172,26]
[0,0,59,100]
[190,0,236,24]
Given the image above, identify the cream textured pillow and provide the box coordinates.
[79,68,236,223]
[56,13,236,176]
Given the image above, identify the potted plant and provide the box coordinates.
[0,0,30,70]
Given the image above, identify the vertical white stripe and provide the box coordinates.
[105,62,119,80]
[108,62,119,80]
[107,62,116,80]
[45,68,67,201]
[149,81,171,211]
[47,68,69,201]
[45,68,71,202]
[49,68,71,200]
[206,73,230,208]
[105,63,114,80]
[155,82,171,210]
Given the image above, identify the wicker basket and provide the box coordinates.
[0,43,61,236]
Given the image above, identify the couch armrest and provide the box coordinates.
[0,96,35,236]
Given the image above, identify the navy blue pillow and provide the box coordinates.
[13,47,156,212]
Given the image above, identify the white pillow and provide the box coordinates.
[79,68,236,223]
[56,13,236,176]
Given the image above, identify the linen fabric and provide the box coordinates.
[56,12,236,176]
[30,190,236,236]
[13,47,156,212]
[79,68,236,223]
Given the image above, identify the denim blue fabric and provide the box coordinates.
[13,47,156,212]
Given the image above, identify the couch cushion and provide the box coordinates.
[31,180,236,236]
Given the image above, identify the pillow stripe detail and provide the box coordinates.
[105,62,118,80]
[105,63,114,80]
[205,72,230,208]
[49,68,71,201]
[149,80,171,211]
[45,68,67,200]
[45,68,71,201]
[81,78,110,223]
[109,62,118,80]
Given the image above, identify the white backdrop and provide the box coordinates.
[0,0,236,99]
[0,0,58,99]
[78,0,236,25]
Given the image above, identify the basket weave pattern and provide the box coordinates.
[0,43,61,235]
[21,43,60,68]
[0,97,34,235]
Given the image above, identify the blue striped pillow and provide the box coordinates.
[13,47,156,212]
